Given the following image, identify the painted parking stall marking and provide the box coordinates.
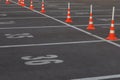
[0,21,15,24]
[1,0,120,80]
[0,14,7,16]
[72,74,120,80]
[21,55,64,65]
[5,33,34,39]
[96,18,111,21]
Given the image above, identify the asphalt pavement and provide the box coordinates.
[1,0,120,80]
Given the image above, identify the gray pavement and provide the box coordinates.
[1,0,120,80]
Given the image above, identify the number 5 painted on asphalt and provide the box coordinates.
[21,55,64,65]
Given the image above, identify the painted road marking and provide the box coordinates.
[21,55,63,65]
[0,14,7,16]
[5,33,34,39]
[75,12,89,15]
[0,40,111,48]
[1,7,24,8]
[0,4,16,5]
[72,74,120,80]
[43,9,120,12]
[1,15,120,20]
[12,0,120,48]
[0,11,32,13]
[97,18,111,21]
[11,1,120,48]
[58,8,120,11]
[0,24,120,30]
[0,25,66,29]
[0,21,15,24]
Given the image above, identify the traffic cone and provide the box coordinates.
[40,0,46,13]
[6,0,10,4]
[106,6,118,40]
[21,0,25,7]
[18,0,21,5]
[87,4,95,30]
[65,2,72,23]
[29,0,34,10]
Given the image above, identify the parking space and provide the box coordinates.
[1,42,120,80]
[1,0,120,80]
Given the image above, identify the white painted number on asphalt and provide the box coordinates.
[21,55,63,65]
[0,21,15,24]
[5,33,34,39]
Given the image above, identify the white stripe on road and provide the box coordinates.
[1,7,24,8]
[0,14,7,16]
[0,11,33,13]
[1,24,120,30]
[43,9,120,12]
[0,40,105,48]
[0,21,15,24]
[0,4,16,5]
[1,15,120,20]
[96,18,111,21]
[11,1,120,48]
[58,8,120,11]
[72,74,120,80]
[0,25,66,29]
[75,12,89,15]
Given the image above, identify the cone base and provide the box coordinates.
[6,1,10,4]
[87,24,95,30]
[65,19,72,23]
[18,2,21,5]
[29,6,34,10]
[40,10,46,13]
[106,34,118,40]
[21,4,25,7]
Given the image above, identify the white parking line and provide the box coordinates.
[45,9,120,12]
[0,21,15,24]
[0,10,119,13]
[11,1,120,48]
[75,12,89,15]
[96,18,111,21]
[38,10,120,13]
[1,7,23,8]
[0,40,105,48]
[0,4,16,5]
[0,3,16,6]
[1,15,120,20]
[0,14,7,16]
[0,25,66,29]
[58,8,120,11]
[0,24,120,30]
[0,11,32,13]
[72,74,120,80]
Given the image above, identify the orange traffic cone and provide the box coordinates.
[87,4,95,30]
[18,0,21,5]
[65,2,72,23]
[21,0,25,7]
[106,6,118,40]
[6,0,10,4]
[40,0,46,13]
[29,0,34,10]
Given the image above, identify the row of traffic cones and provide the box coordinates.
[6,0,46,13]
[66,3,118,40]
[6,0,118,40]
[18,0,46,13]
